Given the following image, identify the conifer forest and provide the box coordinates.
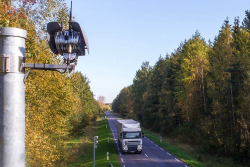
[112,10,250,163]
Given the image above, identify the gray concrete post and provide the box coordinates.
[0,27,27,167]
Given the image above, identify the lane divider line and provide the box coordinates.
[160,148,164,151]
[121,158,123,162]
[145,154,148,157]
[175,158,180,162]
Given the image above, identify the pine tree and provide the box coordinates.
[132,62,151,123]
[243,10,250,32]
[207,20,235,155]
[175,31,209,145]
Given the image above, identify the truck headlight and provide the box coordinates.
[123,146,128,150]
[137,145,142,150]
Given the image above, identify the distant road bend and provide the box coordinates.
[105,111,189,167]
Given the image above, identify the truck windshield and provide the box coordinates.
[123,132,141,139]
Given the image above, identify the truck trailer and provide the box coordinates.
[117,119,142,154]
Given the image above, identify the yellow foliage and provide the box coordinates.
[1,2,99,166]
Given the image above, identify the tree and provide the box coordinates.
[132,62,151,122]
[230,16,250,160]
[174,31,210,145]
[206,20,235,155]
[243,10,250,32]
[143,56,166,131]
[158,53,182,134]
[98,96,106,112]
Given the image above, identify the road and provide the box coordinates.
[105,111,189,167]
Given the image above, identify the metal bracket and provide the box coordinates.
[22,63,75,83]
[0,55,9,72]
[23,63,74,70]
[0,55,25,73]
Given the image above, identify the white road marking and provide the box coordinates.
[145,154,148,157]
[167,153,171,156]
[121,158,123,162]
[155,144,158,147]
[151,141,153,143]
[160,148,164,151]
[185,165,188,167]
[175,158,180,162]
[124,165,126,167]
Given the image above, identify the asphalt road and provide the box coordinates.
[105,111,189,167]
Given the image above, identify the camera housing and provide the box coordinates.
[47,21,89,65]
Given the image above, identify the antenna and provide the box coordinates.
[70,1,72,22]
[69,1,73,35]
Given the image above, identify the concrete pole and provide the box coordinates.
[0,27,27,167]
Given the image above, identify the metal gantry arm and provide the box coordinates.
[23,63,75,70]
[0,54,75,83]
[22,63,75,83]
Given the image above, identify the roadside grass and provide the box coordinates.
[64,115,120,167]
[64,120,97,166]
[94,118,120,167]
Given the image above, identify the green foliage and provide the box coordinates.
[112,11,250,166]
[112,86,133,118]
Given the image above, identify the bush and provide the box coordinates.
[69,115,89,137]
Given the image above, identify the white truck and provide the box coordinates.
[117,119,143,154]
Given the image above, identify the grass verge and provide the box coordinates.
[64,120,97,166]
[94,118,120,167]
[64,116,120,167]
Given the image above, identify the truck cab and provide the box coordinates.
[117,120,142,154]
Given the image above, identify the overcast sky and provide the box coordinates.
[65,0,250,103]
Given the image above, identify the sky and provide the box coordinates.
[64,0,250,103]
